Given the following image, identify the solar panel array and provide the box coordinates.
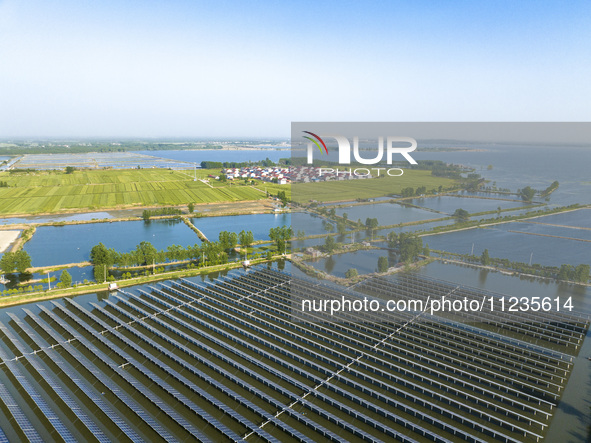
[0,268,587,442]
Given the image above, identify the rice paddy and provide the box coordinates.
[0,169,282,215]
[292,170,456,203]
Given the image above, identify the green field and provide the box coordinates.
[0,169,289,215]
[292,170,457,203]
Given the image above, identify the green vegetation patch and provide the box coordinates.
[0,168,288,214]
[292,170,456,203]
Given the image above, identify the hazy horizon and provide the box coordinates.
[1,1,590,137]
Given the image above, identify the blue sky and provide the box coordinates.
[0,0,589,137]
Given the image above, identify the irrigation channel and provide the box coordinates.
[0,268,587,442]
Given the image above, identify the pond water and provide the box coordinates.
[375,218,458,237]
[412,260,591,443]
[193,213,289,241]
[529,208,591,228]
[332,203,444,227]
[317,196,396,207]
[134,149,287,165]
[409,195,528,215]
[23,219,199,267]
[407,144,591,207]
[0,261,289,299]
[306,248,398,278]
[414,260,591,312]
[424,226,590,268]
[2,266,96,291]
[193,212,328,241]
[21,212,297,268]
[0,212,115,225]
[495,221,591,242]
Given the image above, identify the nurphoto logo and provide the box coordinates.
[304,131,418,165]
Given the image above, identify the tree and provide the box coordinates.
[90,243,110,265]
[136,241,158,266]
[142,210,151,221]
[324,236,336,253]
[364,217,379,240]
[15,251,31,273]
[269,226,292,254]
[481,249,491,266]
[188,202,195,213]
[365,218,379,229]
[401,187,415,198]
[59,270,72,288]
[218,231,232,250]
[0,252,16,274]
[277,190,289,207]
[90,242,117,281]
[387,231,398,248]
[415,186,427,196]
[228,232,238,249]
[520,186,536,202]
[574,264,590,283]
[558,264,574,281]
[239,230,254,258]
[1,251,31,274]
[345,268,358,279]
[453,208,470,223]
[65,166,76,174]
[399,233,423,262]
[377,256,389,273]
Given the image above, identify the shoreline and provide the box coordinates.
[0,230,20,253]
[0,257,278,308]
[0,199,273,220]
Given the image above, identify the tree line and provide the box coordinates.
[0,251,32,274]
[200,158,277,169]
[90,227,291,282]
[443,248,591,284]
[142,207,183,221]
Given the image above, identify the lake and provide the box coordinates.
[134,149,288,165]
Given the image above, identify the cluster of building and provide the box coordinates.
[291,166,372,183]
[212,166,291,184]
[208,165,376,184]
